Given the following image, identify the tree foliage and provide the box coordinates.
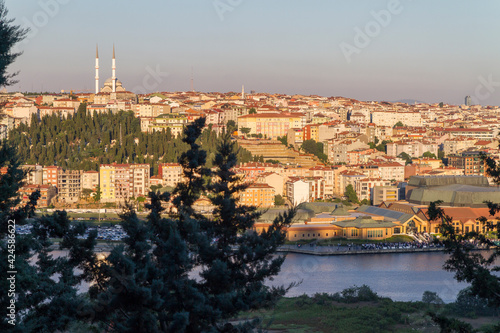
[274,194,285,206]
[301,139,327,163]
[8,106,253,171]
[277,135,287,146]
[0,0,28,87]
[422,151,437,159]
[344,184,359,204]
[426,147,500,329]
[375,140,391,153]
[0,140,98,332]
[398,152,412,165]
[83,118,296,332]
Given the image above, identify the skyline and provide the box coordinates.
[4,0,500,105]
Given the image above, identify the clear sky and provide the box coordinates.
[4,0,500,105]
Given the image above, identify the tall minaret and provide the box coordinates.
[241,84,245,99]
[112,44,116,93]
[95,44,99,94]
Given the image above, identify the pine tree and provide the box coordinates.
[426,149,500,331]
[0,140,98,332]
[0,0,27,87]
[86,118,295,332]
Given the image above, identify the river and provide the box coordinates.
[269,252,468,303]
[52,251,468,303]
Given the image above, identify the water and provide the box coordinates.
[52,251,469,303]
[270,252,468,303]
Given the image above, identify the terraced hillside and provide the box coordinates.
[237,140,323,168]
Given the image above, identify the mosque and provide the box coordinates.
[95,45,128,94]
[94,45,135,103]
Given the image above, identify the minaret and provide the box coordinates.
[241,84,245,99]
[112,44,116,93]
[95,45,99,94]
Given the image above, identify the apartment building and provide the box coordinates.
[57,169,83,203]
[81,171,99,190]
[21,165,43,185]
[239,183,275,207]
[371,111,422,127]
[144,113,189,136]
[19,184,56,208]
[354,178,391,202]
[99,163,150,203]
[43,166,62,187]
[448,151,486,176]
[158,163,183,188]
[372,186,400,206]
[237,112,306,139]
[286,177,325,205]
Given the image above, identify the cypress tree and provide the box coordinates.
[86,118,295,332]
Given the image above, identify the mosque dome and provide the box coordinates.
[101,78,126,93]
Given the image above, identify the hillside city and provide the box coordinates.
[2,82,499,243]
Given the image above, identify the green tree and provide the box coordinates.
[0,141,98,332]
[344,184,359,204]
[226,120,236,134]
[426,146,500,330]
[398,152,413,165]
[438,149,445,160]
[421,291,444,306]
[439,102,444,108]
[248,107,257,114]
[93,185,102,203]
[85,118,296,332]
[277,135,288,146]
[376,140,390,153]
[0,1,28,87]
[422,151,437,159]
[274,194,285,206]
[301,139,328,163]
[393,121,405,128]
[240,127,251,136]
[81,188,93,200]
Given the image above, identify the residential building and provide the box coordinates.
[448,151,486,176]
[239,183,275,207]
[158,163,183,188]
[81,171,99,191]
[355,178,391,202]
[19,184,56,207]
[21,164,43,185]
[57,170,83,203]
[372,186,399,205]
[237,112,306,139]
[99,163,150,203]
[42,166,62,187]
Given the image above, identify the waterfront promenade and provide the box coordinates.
[277,244,446,256]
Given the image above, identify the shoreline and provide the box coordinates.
[277,245,446,256]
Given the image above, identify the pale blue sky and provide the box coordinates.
[4,0,500,105]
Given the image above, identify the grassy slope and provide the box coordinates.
[238,296,499,333]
